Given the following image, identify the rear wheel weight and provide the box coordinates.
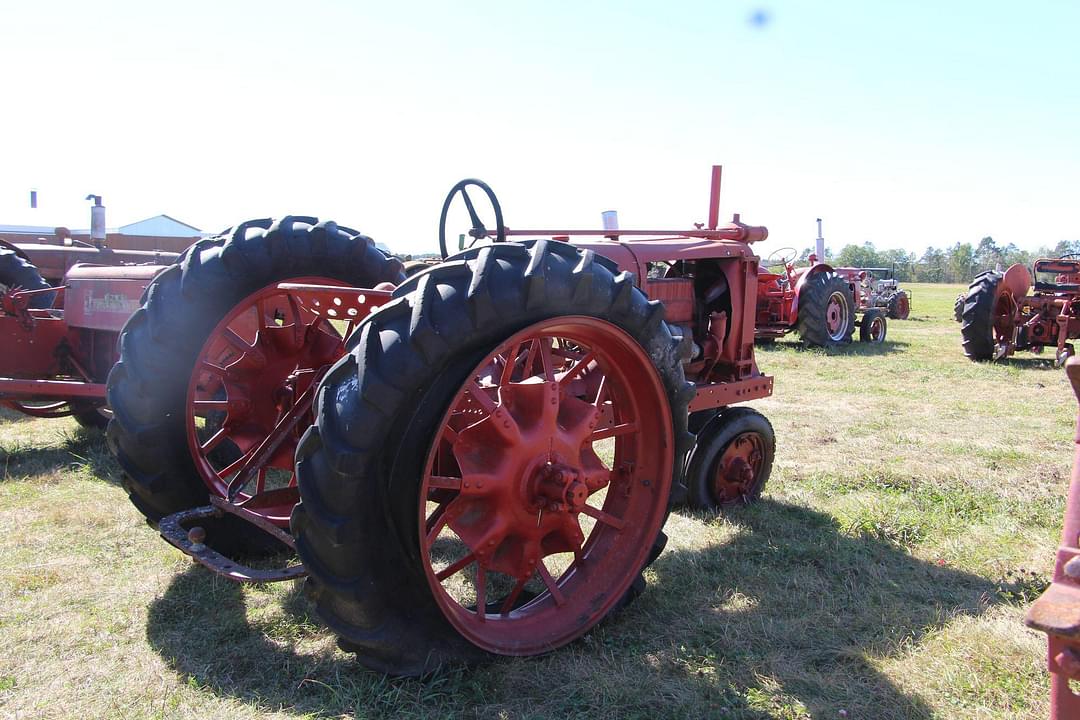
[292,240,695,674]
[106,217,403,549]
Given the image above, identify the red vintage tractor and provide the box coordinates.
[0,238,178,425]
[105,167,778,674]
[755,252,888,346]
[959,257,1080,365]
[834,266,910,320]
[1025,356,1080,718]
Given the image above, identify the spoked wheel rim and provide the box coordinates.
[185,279,353,526]
[419,316,674,655]
[895,293,910,319]
[710,431,766,505]
[866,316,886,343]
[825,291,850,341]
[991,288,1017,359]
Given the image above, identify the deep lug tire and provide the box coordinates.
[797,272,855,346]
[887,290,910,320]
[292,240,695,675]
[106,217,403,546]
[686,407,774,510]
[960,271,1013,361]
[953,294,965,323]
[0,247,54,308]
[859,308,887,343]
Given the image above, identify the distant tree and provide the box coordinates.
[834,242,879,269]
[1053,240,1080,257]
[917,247,946,283]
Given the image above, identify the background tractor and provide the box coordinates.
[959,256,1080,364]
[0,236,178,426]
[834,266,910,320]
[105,166,778,675]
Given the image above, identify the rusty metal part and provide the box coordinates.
[158,503,305,584]
[1025,357,1080,716]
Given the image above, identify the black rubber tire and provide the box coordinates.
[887,291,910,320]
[859,308,887,343]
[291,240,696,676]
[106,217,404,550]
[686,407,774,511]
[796,272,855,346]
[953,294,965,323]
[960,271,1004,361]
[0,247,54,308]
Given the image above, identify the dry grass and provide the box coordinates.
[0,282,1067,719]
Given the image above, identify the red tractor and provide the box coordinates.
[959,257,1080,365]
[834,266,910,320]
[1025,356,1080,718]
[105,167,778,675]
[0,238,178,425]
[755,252,888,346]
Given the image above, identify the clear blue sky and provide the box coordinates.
[1,1,1076,257]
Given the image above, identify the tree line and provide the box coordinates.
[795,237,1080,283]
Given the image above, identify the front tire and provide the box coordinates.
[292,240,695,675]
[686,407,774,510]
[859,309,887,343]
[887,291,910,320]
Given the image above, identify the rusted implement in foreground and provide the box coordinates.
[1025,356,1080,717]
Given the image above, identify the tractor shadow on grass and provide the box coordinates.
[144,500,999,719]
[758,339,911,357]
[0,425,120,484]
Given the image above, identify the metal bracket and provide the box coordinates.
[158,501,306,584]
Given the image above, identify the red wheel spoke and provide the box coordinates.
[590,421,637,442]
[558,350,596,386]
[500,576,529,615]
[465,380,498,415]
[222,328,252,352]
[474,569,487,622]
[429,475,463,491]
[499,341,525,386]
[537,561,565,606]
[426,502,450,542]
[199,427,228,453]
[201,361,228,377]
[193,399,230,414]
[593,374,609,406]
[435,553,476,582]
[538,338,556,381]
[580,503,626,530]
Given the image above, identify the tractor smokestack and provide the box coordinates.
[86,194,105,248]
[815,218,825,262]
[601,210,619,231]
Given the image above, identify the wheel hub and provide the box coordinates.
[712,432,765,503]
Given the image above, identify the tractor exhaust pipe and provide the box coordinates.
[86,194,105,248]
[815,218,825,263]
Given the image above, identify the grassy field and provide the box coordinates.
[0,282,1070,719]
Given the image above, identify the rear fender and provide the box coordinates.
[791,263,835,320]
[1003,263,1032,299]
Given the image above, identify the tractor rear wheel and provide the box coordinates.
[887,291,910,320]
[0,247,54,308]
[859,309,887,343]
[686,407,774,510]
[953,294,965,323]
[796,272,855,346]
[960,271,1014,361]
[292,240,695,675]
[107,217,403,552]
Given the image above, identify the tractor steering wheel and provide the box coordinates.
[765,247,798,267]
[438,178,506,260]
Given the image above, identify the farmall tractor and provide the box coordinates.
[106,167,778,674]
[959,258,1080,365]
[755,253,889,346]
[834,266,910,320]
[0,237,177,425]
